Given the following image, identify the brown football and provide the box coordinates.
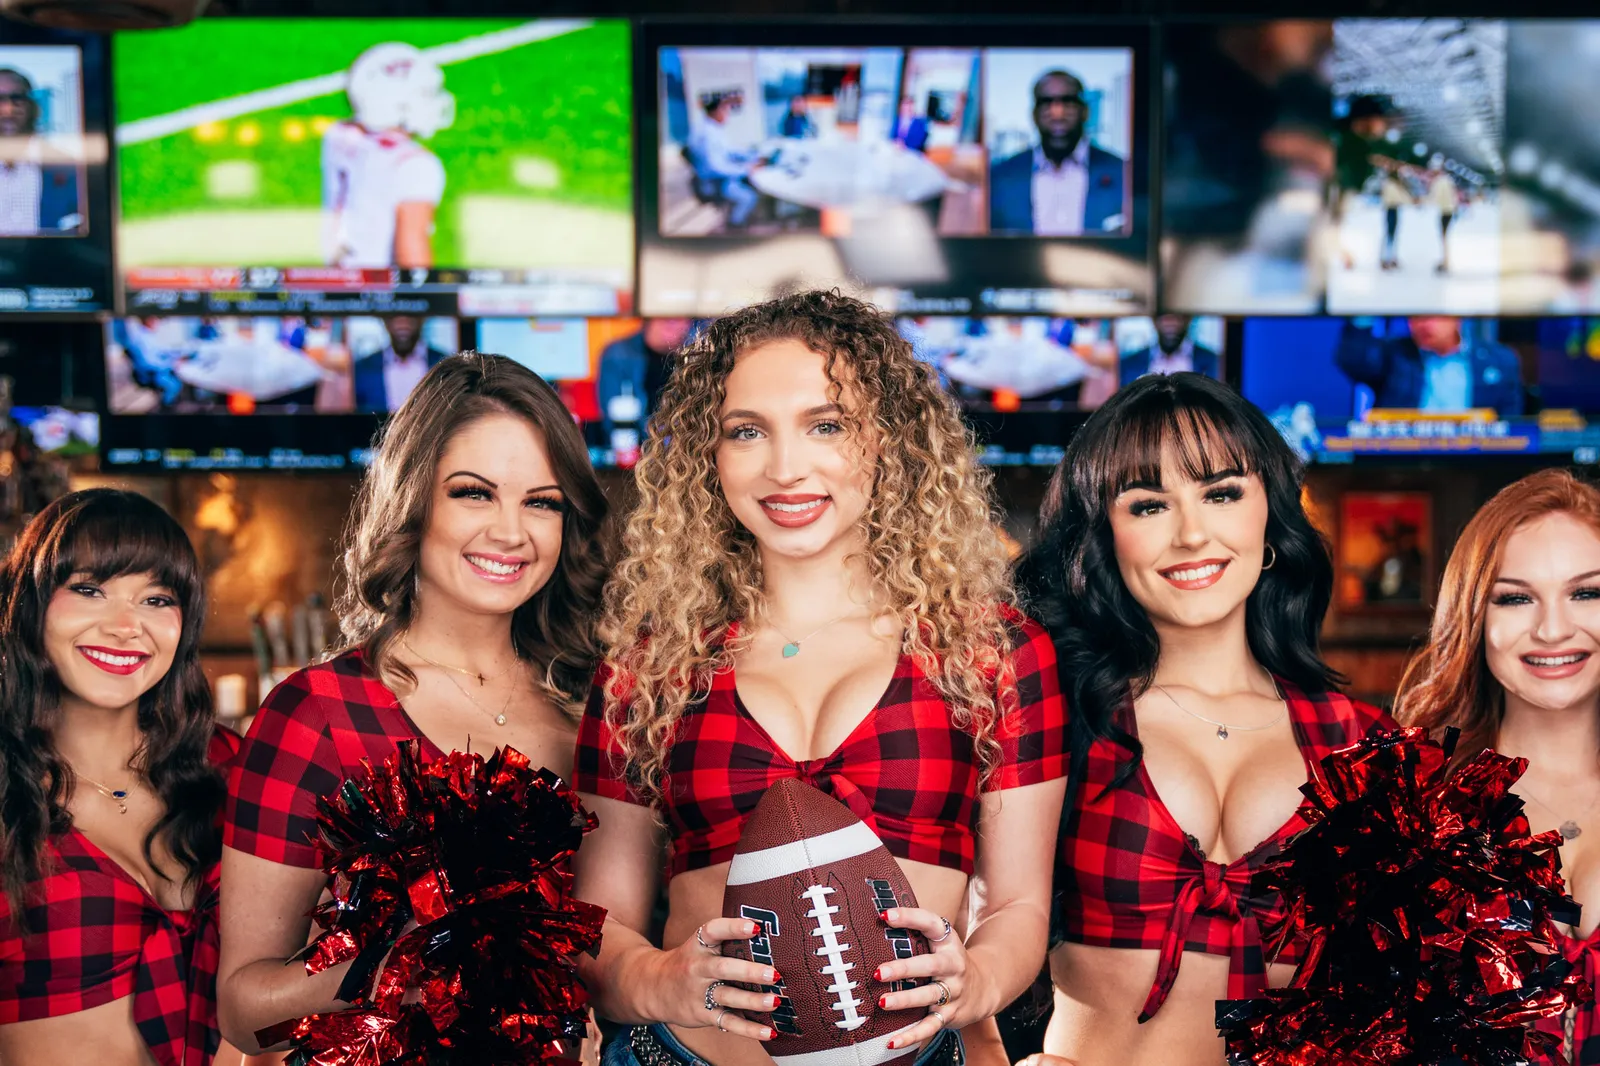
[721,778,929,1066]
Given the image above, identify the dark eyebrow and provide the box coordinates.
[444,470,495,486]
[524,484,563,495]
[721,408,764,422]
[1495,569,1600,588]
[1201,468,1246,484]
[1119,479,1164,493]
[803,403,844,417]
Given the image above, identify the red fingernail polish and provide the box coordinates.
[874,967,883,981]
[748,921,759,935]
[888,1040,897,1050]
[879,995,888,1009]
[879,910,890,921]
[763,1028,774,1041]
[771,969,781,982]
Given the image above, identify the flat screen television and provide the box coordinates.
[475,316,700,468]
[1163,18,1508,316]
[99,314,456,472]
[637,21,1152,317]
[1243,315,1600,461]
[0,25,113,311]
[899,313,1225,465]
[114,19,633,318]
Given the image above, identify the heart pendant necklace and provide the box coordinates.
[775,609,857,659]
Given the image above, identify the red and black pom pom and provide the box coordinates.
[255,741,605,1066]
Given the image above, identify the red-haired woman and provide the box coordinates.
[1396,468,1600,1064]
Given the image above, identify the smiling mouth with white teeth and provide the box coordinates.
[1525,653,1589,666]
[466,554,525,576]
[1167,564,1222,581]
[83,649,144,667]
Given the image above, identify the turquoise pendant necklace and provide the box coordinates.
[776,610,857,659]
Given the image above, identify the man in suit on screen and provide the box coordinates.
[353,315,449,413]
[988,69,1125,236]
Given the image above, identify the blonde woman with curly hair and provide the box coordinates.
[218,353,610,1061]
[572,291,1069,1066]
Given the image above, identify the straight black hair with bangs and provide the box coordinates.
[1018,373,1342,800]
[0,489,222,925]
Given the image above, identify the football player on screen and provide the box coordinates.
[322,42,453,270]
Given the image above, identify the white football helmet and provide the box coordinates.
[345,42,455,139]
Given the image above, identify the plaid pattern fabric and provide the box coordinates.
[574,613,1067,877]
[0,727,239,1066]
[226,649,442,869]
[1054,681,1394,1022]
[1534,931,1600,1064]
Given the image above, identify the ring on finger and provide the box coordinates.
[705,980,726,1011]
[715,1008,731,1033]
[932,979,950,1007]
[929,1008,947,1030]
[695,925,712,951]
[931,916,953,943]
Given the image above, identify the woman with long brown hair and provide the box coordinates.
[1396,468,1600,1064]
[216,352,610,1058]
[573,290,1068,1066]
[0,488,237,1066]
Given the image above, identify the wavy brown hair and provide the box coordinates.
[336,351,610,717]
[0,489,222,926]
[1396,469,1600,765]
[599,290,1016,801]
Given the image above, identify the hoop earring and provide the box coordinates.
[1262,544,1277,570]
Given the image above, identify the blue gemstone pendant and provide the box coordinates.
[782,643,800,658]
[111,790,128,800]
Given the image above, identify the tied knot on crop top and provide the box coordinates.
[574,613,1069,877]
[0,726,239,1066]
[1052,679,1394,1022]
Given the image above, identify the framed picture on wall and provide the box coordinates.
[1336,491,1435,613]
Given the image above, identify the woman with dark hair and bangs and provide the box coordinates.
[218,352,610,1062]
[1015,373,1393,1066]
[0,489,239,1066]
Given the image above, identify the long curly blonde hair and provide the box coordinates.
[599,291,1017,801]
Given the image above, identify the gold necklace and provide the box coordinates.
[772,610,860,659]
[76,771,137,815]
[437,665,519,728]
[401,637,514,687]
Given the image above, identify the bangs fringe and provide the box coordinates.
[40,494,198,602]
[1083,383,1260,503]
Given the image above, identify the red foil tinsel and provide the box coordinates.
[1218,727,1588,1066]
[263,741,605,1066]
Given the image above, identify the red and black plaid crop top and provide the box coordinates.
[226,650,444,869]
[0,726,239,1066]
[1054,680,1393,1023]
[574,613,1068,878]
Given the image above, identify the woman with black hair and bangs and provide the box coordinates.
[1014,373,1394,1066]
[0,489,239,1066]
